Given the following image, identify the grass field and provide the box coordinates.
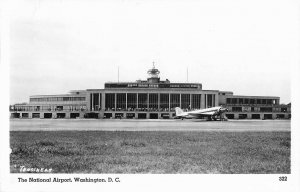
[10,131,290,174]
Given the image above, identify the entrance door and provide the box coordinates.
[150,113,158,119]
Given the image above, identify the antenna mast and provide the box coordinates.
[118,66,119,83]
[187,67,189,83]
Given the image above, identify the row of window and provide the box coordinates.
[11,106,288,113]
[104,93,213,110]
[226,98,278,105]
[10,105,87,111]
[229,107,288,112]
[225,114,290,119]
[30,97,86,102]
[104,107,186,112]
[10,112,290,119]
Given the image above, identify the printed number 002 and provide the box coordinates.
[279,176,287,181]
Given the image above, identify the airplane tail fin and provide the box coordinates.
[175,107,184,116]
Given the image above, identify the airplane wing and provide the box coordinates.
[187,111,217,117]
[197,111,217,116]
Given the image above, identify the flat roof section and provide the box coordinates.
[226,95,280,99]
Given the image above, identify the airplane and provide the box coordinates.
[175,106,229,121]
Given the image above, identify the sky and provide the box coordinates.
[8,0,297,104]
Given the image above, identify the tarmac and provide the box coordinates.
[9,119,291,132]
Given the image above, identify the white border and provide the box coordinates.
[1,0,299,192]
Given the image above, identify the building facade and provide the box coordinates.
[10,66,291,119]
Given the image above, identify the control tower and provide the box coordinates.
[147,62,160,83]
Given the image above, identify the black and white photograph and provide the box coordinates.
[0,0,299,191]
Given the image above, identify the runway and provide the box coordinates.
[10,119,291,132]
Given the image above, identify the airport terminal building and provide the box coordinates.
[10,65,291,120]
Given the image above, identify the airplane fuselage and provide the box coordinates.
[175,106,228,121]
